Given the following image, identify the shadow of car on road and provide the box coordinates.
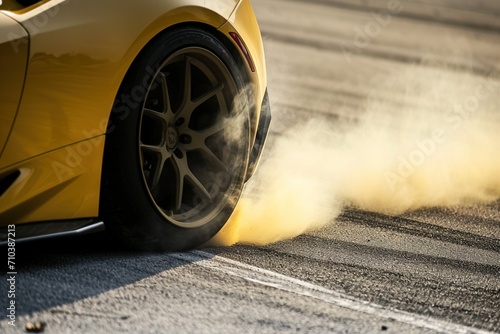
[2,232,192,316]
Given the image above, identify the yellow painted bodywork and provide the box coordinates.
[0,0,267,226]
[0,137,104,224]
[220,0,268,107]
[0,13,28,158]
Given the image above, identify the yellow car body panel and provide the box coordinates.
[0,0,268,227]
[220,0,267,106]
[0,13,28,158]
[219,0,269,148]
[0,0,237,168]
[0,137,104,224]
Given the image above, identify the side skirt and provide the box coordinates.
[0,219,105,246]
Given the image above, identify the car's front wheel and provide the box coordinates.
[100,27,251,251]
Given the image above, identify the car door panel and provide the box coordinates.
[0,12,29,160]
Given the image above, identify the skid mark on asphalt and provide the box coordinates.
[170,250,493,334]
[340,209,500,252]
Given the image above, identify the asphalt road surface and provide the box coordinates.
[2,0,500,333]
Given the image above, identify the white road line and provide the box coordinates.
[169,250,493,334]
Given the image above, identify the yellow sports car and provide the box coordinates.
[0,0,270,250]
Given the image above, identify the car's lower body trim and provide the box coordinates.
[246,89,271,181]
[0,219,104,246]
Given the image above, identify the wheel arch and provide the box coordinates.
[111,19,252,109]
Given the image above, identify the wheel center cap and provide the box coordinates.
[166,126,179,150]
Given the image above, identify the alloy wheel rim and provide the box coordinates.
[138,47,245,228]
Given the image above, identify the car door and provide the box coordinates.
[0,11,29,159]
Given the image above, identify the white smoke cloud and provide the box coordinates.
[209,62,500,246]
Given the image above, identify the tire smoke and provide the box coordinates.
[208,63,500,246]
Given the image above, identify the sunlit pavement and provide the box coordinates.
[1,1,499,333]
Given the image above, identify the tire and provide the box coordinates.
[100,27,251,251]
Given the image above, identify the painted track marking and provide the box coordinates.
[170,250,493,334]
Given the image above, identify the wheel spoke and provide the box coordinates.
[144,108,169,123]
[174,58,195,123]
[143,72,171,120]
[158,72,172,114]
[203,148,228,172]
[180,121,228,172]
[172,155,212,210]
[171,157,185,211]
[181,121,225,151]
[178,132,228,174]
[192,83,224,107]
[200,120,226,138]
[187,172,212,203]
[182,57,192,107]
[140,143,169,190]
